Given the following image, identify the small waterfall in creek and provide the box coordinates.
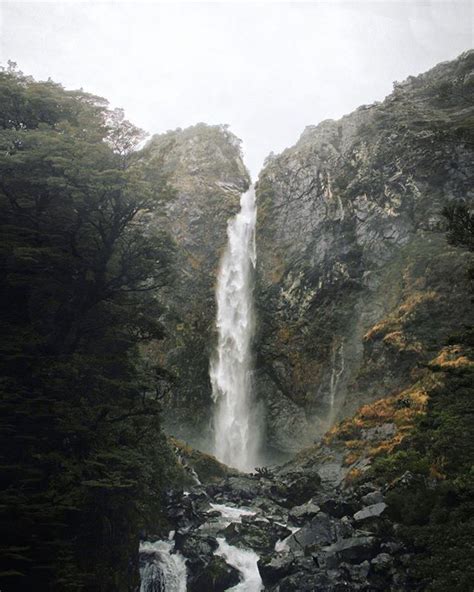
[139,538,187,592]
[210,185,260,471]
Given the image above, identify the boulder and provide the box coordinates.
[175,533,217,567]
[287,512,336,552]
[353,502,387,522]
[288,499,321,525]
[322,536,378,564]
[273,571,335,592]
[361,423,396,441]
[318,496,357,519]
[371,552,394,572]
[361,490,384,506]
[188,556,240,592]
[258,553,296,585]
[283,471,322,506]
[224,476,261,501]
[221,519,291,553]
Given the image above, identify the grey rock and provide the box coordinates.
[361,490,384,506]
[371,552,394,572]
[221,520,291,554]
[188,555,240,592]
[225,476,261,500]
[283,470,322,506]
[254,51,474,457]
[288,512,337,552]
[288,499,321,525]
[258,553,296,586]
[353,503,387,522]
[322,536,378,563]
[361,423,396,441]
[343,559,370,582]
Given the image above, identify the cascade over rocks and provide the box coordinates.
[142,444,413,592]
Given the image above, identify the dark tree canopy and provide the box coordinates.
[0,64,178,591]
[442,203,474,252]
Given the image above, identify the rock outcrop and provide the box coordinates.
[255,50,474,455]
[141,123,250,448]
[145,449,413,592]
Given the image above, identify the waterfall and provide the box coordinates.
[210,185,259,471]
[328,342,344,421]
[139,539,187,592]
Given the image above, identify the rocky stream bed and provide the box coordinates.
[139,449,413,592]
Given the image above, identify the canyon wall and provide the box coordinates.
[142,124,250,447]
[255,50,474,456]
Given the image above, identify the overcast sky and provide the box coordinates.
[0,1,472,177]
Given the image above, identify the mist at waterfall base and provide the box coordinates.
[210,186,263,472]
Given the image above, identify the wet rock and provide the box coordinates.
[188,555,240,592]
[175,533,217,559]
[252,496,288,522]
[273,571,335,592]
[288,512,337,552]
[342,559,370,582]
[353,502,387,522]
[221,519,291,553]
[361,490,384,506]
[224,476,261,501]
[318,496,357,519]
[258,553,297,585]
[371,552,393,572]
[322,535,378,565]
[288,499,321,525]
[283,470,322,506]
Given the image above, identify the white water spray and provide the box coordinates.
[328,341,344,422]
[139,539,187,592]
[210,186,259,471]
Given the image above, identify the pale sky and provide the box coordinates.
[0,1,472,178]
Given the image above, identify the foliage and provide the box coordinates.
[370,208,474,591]
[442,203,474,252]
[372,357,474,591]
[0,64,177,591]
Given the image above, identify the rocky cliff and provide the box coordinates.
[141,124,250,447]
[255,50,474,457]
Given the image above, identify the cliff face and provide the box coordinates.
[255,51,474,456]
[142,124,250,447]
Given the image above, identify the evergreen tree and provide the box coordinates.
[0,64,176,591]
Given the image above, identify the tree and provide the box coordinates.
[0,65,177,591]
[442,203,474,252]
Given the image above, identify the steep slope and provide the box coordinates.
[255,50,474,456]
[141,124,250,448]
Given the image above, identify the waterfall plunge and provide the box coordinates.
[210,186,260,471]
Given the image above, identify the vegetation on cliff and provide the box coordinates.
[368,201,474,591]
[254,50,474,453]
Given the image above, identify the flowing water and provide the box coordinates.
[215,538,263,592]
[140,187,264,591]
[139,539,187,592]
[210,186,259,471]
[328,341,345,422]
[210,503,264,592]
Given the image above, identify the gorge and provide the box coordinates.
[0,48,473,592]
[138,50,474,592]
